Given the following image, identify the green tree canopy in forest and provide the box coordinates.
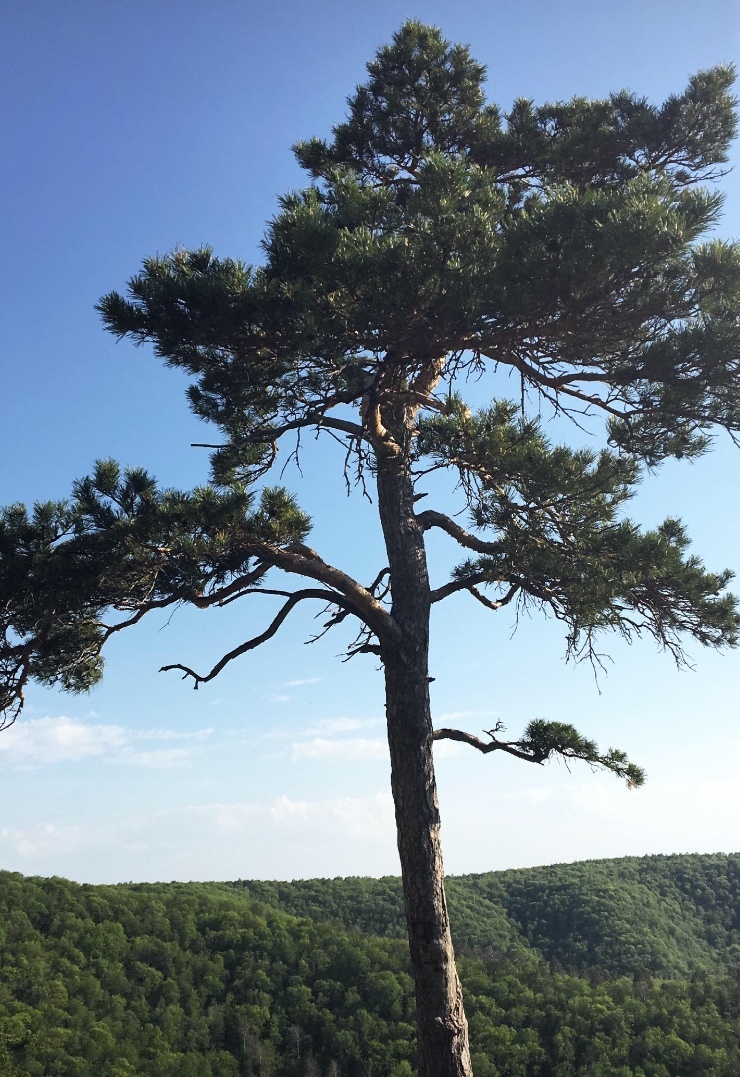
[2,856,740,1075]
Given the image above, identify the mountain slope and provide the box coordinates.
[2,854,740,1075]
[229,852,740,977]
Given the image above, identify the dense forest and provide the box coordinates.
[1,853,739,1075]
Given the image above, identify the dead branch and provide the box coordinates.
[160,587,351,688]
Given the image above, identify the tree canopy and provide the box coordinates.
[3,855,740,1075]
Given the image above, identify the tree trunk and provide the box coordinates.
[377,456,473,1077]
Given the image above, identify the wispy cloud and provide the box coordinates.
[292,736,388,762]
[0,822,89,859]
[133,727,214,743]
[304,717,383,735]
[0,792,397,879]
[0,716,214,770]
[119,747,200,769]
[0,716,127,768]
[432,740,464,759]
[435,710,496,724]
[284,677,321,688]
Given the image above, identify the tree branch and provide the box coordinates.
[468,584,520,612]
[160,587,350,688]
[416,509,503,555]
[479,349,627,419]
[433,726,545,764]
[430,574,487,604]
[255,541,401,646]
[433,720,645,788]
[246,388,371,446]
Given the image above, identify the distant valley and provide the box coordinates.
[2,852,739,1075]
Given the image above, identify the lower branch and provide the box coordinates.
[433,726,543,764]
[433,719,645,788]
[160,587,356,688]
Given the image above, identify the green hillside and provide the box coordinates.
[1,854,740,1075]
[230,853,740,978]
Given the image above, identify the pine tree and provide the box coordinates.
[2,22,740,1077]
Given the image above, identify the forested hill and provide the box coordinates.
[2,853,740,1075]
[231,852,740,979]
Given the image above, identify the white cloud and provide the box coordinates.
[268,792,393,839]
[434,710,498,725]
[0,716,214,770]
[119,747,199,769]
[440,773,740,877]
[0,822,88,859]
[0,716,127,767]
[0,792,397,880]
[432,740,464,758]
[284,677,321,687]
[304,717,383,735]
[133,727,214,742]
[292,736,388,762]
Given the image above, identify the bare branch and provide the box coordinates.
[160,587,349,688]
[255,541,401,646]
[417,509,503,555]
[430,574,487,604]
[433,727,544,764]
[480,349,626,420]
[468,584,520,612]
[248,389,371,446]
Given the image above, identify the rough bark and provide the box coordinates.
[377,454,473,1077]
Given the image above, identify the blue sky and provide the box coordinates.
[1,0,739,883]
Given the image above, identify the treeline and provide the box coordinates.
[233,853,740,977]
[0,854,738,1075]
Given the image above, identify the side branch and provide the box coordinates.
[160,587,351,688]
[416,509,503,555]
[430,575,486,603]
[256,412,368,444]
[479,350,625,420]
[433,727,544,764]
[433,720,645,788]
[430,576,519,608]
[258,542,400,646]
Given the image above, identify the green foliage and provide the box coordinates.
[0,462,311,725]
[516,720,646,788]
[419,401,738,667]
[2,856,740,1074]
[95,22,740,468]
[232,853,740,980]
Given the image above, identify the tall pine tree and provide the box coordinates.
[2,23,740,1076]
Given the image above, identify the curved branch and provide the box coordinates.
[430,574,487,604]
[256,542,401,646]
[264,413,368,443]
[434,721,645,788]
[480,349,626,419]
[433,727,544,764]
[468,584,520,612]
[99,568,274,638]
[416,509,503,555]
[246,387,371,446]
[160,587,351,688]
